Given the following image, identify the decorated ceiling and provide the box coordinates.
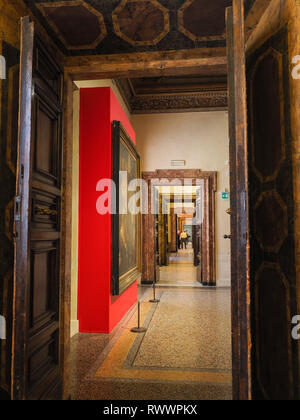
[116,73,228,113]
[24,0,255,56]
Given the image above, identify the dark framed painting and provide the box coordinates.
[112,121,141,295]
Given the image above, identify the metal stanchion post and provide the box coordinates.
[149,280,160,303]
[131,301,147,333]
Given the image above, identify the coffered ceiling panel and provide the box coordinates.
[112,0,170,46]
[178,0,232,41]
[36,1,107,50]
[24,0,256,56]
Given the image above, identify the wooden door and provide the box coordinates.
[164,215,169,266]
[12,17,64,400]
[170,212,177,253]
[247,24,298,400]
[192,224,199,267]
[194,187,202,280]
[226,0,251,400]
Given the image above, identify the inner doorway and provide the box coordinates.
[142,170,218,288]
[154,185,201,287]
[70,79,233,398]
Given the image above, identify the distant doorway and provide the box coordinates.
[142,169,217,287]
[154,190,199,287]
[159,246,199,287]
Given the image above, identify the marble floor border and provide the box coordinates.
[85,291,162,383]
[84,289,154,381]
[82,300,139,377]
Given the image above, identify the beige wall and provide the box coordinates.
[132,111,231,287]
[70,90,80,337]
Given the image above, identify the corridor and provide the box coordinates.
[70,287,232,400]
[158,247,198,287]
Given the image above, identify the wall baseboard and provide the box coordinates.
[70,320,79,338]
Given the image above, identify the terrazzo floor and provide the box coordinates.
[158,248,199,287]
[133,290,231,372]
[70,287,232,400]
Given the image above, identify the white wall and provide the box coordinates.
[132,111,231,287]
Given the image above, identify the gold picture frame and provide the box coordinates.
[111,121,141,295]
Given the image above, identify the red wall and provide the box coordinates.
[78,87,137,334]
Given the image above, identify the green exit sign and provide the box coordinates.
[222,192,229,200]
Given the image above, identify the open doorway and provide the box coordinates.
[155,185,200,287]
[143,177,221,289]
[64,1,248,400]
[11,0,253,401]
[154,185,201,287]
[69,77,233,399]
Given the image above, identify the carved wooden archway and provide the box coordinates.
[142,169,217,286]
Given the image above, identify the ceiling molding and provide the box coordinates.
[115,77,228,114]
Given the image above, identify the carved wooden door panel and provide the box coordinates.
[247,26,298,400]
[12,17,63,400]
[226,0,251,400]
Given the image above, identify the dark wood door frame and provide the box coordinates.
[12,16,34,401]
[169,211,177,253]
[141,169,217,286]
[226,0,251,400]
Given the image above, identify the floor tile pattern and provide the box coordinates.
[70,287,232,400]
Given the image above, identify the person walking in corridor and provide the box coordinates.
[180,231,188,249]
[177,230,182,250]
